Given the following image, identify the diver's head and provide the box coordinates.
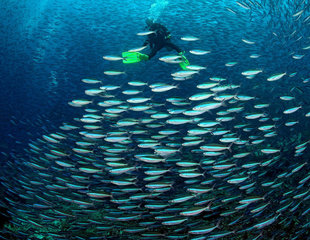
[145,18,154,27]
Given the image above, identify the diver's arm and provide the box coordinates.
[158,25,171,39]
[162,25,169,34]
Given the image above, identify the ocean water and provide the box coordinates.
[0,0,310,239]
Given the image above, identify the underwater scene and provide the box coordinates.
[1,0,310,239]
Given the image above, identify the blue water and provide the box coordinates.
[1,0,310,239]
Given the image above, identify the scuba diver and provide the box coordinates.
[122,19,189,70]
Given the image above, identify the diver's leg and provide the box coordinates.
[165,42,182,54]
[165,42,189,70]
[148,45,162,59]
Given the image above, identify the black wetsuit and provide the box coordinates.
[143,23,182,59]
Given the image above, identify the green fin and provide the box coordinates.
[122,52,142,64]
[179,53,190,70]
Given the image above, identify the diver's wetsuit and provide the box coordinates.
[143,23,182,59]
